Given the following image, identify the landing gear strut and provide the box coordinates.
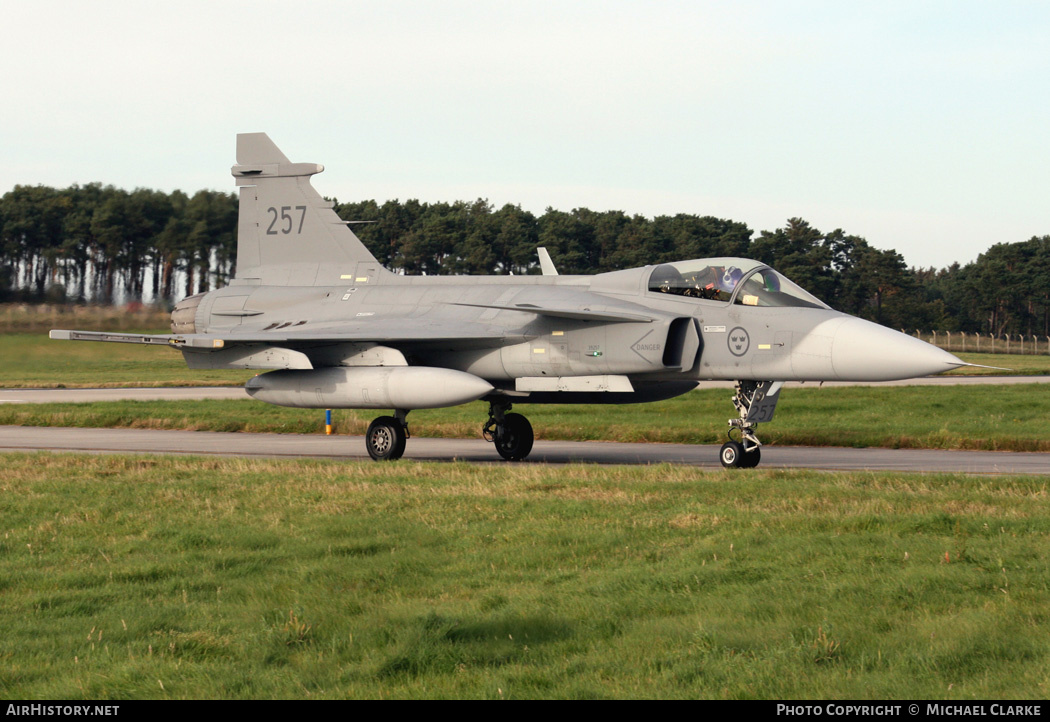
[483,402,534,461]
[720,381,781,469]
[365,409,410,461]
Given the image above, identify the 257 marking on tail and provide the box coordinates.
[266,205,307,235]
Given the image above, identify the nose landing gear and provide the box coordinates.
[719,439,761,469]
[720,381,781,469]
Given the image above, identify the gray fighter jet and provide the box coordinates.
[51,133,967,467]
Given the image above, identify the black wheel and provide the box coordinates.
[719,441,744,468]
[366,416,406,461]
[495,413,533,461]
[740,446,761,469]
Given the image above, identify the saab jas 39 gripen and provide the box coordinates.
[51,134,968,467]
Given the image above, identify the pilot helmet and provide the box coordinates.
[720,266,742,290]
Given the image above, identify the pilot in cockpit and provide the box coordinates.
[651,262,743,301]
[685,265,741,300]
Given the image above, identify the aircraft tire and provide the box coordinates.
[495,413,533,461]
[366,416,406,461]
[740,446,761,468]
[719,441,744,468]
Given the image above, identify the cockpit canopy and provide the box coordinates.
[648,258,828,309]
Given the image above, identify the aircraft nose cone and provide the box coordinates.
[831,317,964,381]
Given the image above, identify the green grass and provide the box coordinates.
[3,383,1050,451]
[0,333,252,388]
[949,353,1050,375]
[0,454,1047,699]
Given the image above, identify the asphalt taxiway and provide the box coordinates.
[2,425,1048,474]
[2,378,1048,473]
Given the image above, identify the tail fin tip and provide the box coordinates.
[237,133,291,165]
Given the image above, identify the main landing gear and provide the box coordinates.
[364,404,535,462]
[720,380,782,469]
[365,409,410,461]
[483,402,534,461]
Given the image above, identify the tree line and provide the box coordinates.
[0,184,236,303]
[2,184,1048,336]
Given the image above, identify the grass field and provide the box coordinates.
[1,331,1049,388]
[1,454,1047,699]
[3,330,1050,452]
[3,326,1050,700]
[3,382,1050,452]
[0,334,252,388]
[947,353,1050,375]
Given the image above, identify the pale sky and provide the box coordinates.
[2,0,1047,270]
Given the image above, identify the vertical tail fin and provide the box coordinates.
[232,133,383,285]
[537,247,559,276]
